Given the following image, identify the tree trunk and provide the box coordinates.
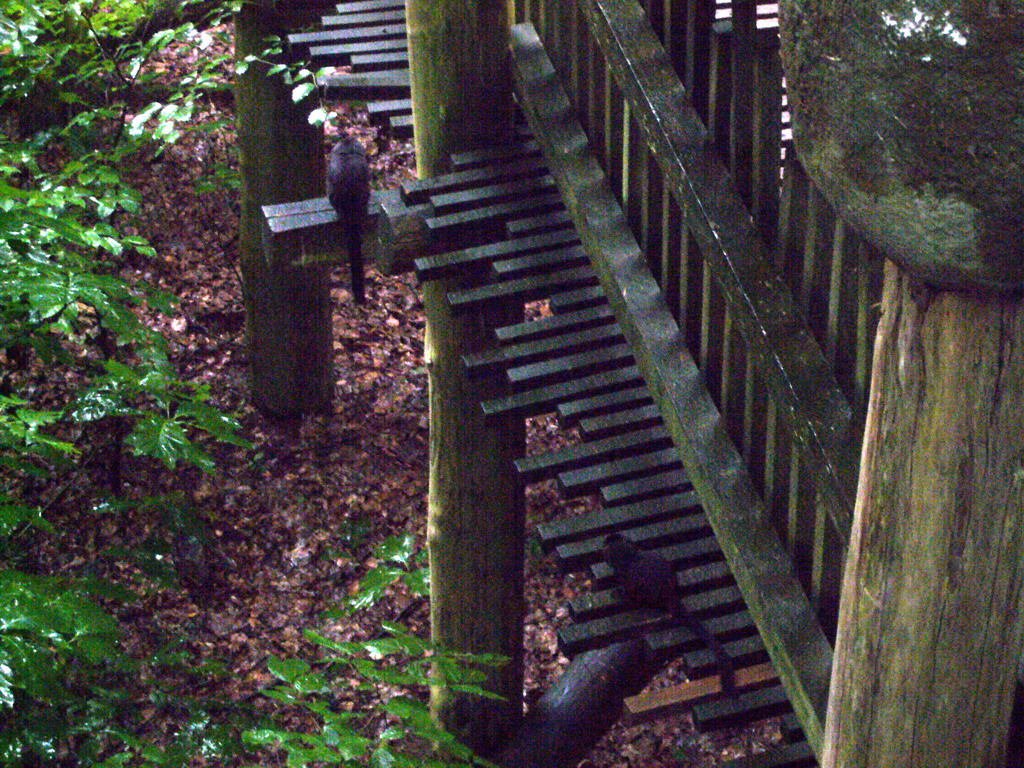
[406,0,515,176]
[823,260,1024,767]
[235,4,333,418]
[406,0,523,752]
[425,287,525,753]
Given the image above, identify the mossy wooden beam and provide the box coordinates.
[577,0,860,540]
[510,22,831,755]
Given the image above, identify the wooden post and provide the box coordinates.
[405,0,525,755]
[236,3,333,418]
[822,261,1024,767]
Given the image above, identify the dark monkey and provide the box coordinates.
[603,533,737,696]
[327,136,371,304]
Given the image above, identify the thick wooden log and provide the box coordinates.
[822,262,1024,767]
[492,639,657,768]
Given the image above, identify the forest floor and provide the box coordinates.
[30,22,782,768]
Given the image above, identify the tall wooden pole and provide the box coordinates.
[236,3,333,418]
[822,261,1024,766]
[405,0,525,755]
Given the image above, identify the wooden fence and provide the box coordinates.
[511,0,887,746]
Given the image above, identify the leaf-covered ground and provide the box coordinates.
[32,23,783,767]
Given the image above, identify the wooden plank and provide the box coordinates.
[719,742,817,768]
[601,467,690,506]
[426,192,565,241]
[351,51,410,72]
[547,284,608,314]
[515,425,671,483]
[402,154,547,204]
[491,243,588,277]
[308,36,408,61]
[317,71,411,99]
[557,383,652,425]
[510,22,832,752]
[447,265,597,313]
[427,171,555,214]
[494,304,614,343]
[464,322,624,379]
[506,341,634,391]
[558,445,682,496]
[291,25,406,47]
[535,489,701,551]
[622,662,778,724]
[481,364,644,419]
[693,683,794,733]
[415,227,578,282]
[505,209,573,237]
[559,591,740,655]
[554,508,711,570]
[320,9,406,27]
[579,401,662,438]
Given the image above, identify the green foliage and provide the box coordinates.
[0,0,255,765]
[245,538,505,768]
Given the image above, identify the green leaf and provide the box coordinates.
[267,657,311,684]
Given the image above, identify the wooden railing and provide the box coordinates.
[511,0,887,750]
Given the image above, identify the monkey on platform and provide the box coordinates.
[603,532,737,696]
[327,136,371,304]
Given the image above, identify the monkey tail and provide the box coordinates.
[348,222,365,304]
[673,604,737,697]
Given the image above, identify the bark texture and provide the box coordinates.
[823,260,1024,767]
[236,4,333,417]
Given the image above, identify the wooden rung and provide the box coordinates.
[506,209,573,237]
[557,576,734,655]
[558,446,682,496]
[386,112,414,137]
[463,322,624,380]
[622,663,779,724]
[693,682,794,733]
[403,155,548,204]
[334,0,405,12]
[426,192,564,242]
[601,468,691,506]
[290,24,406,47]
[588,534,724,586]
[429,173,556,216]
[480,365,643,419]
[557,384,652,426]
[321,9,406,28]
[308,36,407,61]
[684,633,768,680]
[351,51,409,72]
[570,570,737,628]
[414,227,578,282]
[554,507,710,570]
[448,265,596,313]
[491,243,588,278]
[506,342,633,391]
[317,71,411,99]
[718,741,816,768]
[515,425,671,484]
[494,304,614,344]
[579,402,663,439]
[548,285,608,314]
[535,489,700,551]
[367,97,413,119]
[448,134,538,170]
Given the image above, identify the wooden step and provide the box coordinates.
[464,321,624,379]
[535,490,701,552]
[481,365,644,419]
[515,425,671,484]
